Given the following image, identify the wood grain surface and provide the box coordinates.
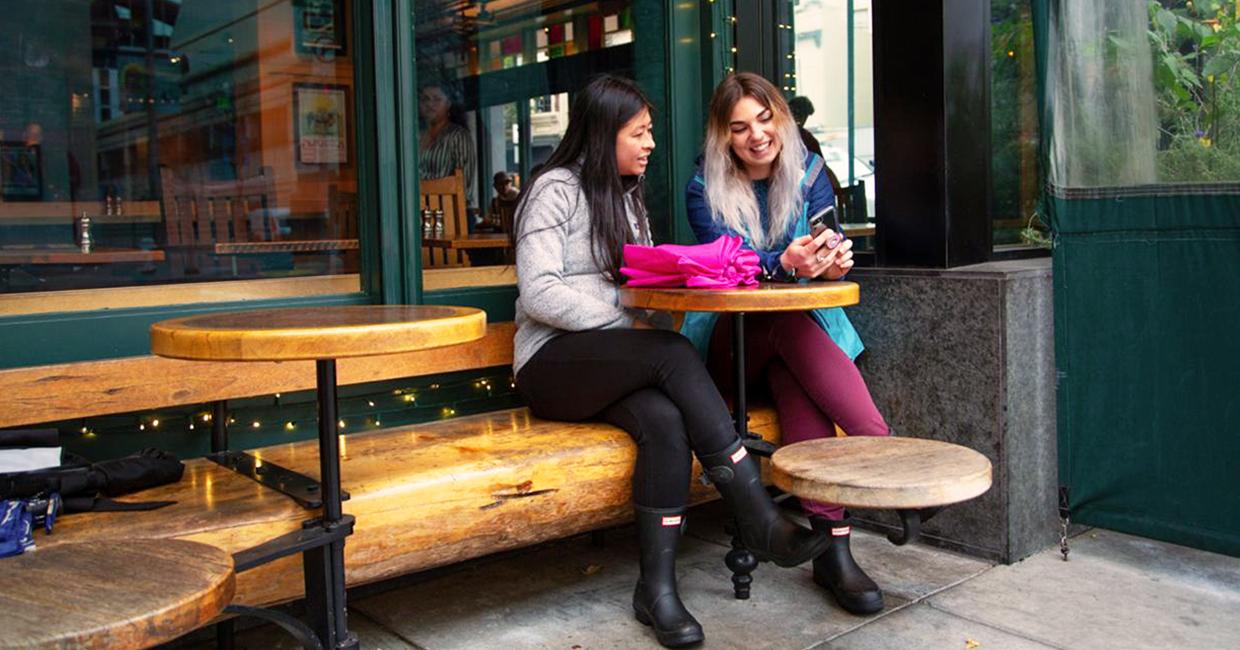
[771,437,992,509]
[620,281,859,312]
[0,322,515,429]
[150,305,486,361]
[36,406,782,608]
[0,539,234,650]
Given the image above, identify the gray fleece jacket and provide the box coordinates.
[513,166,652,375]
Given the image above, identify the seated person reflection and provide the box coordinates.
[487,171,520,234]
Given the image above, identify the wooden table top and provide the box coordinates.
[0,539,234,650]
[151,305,486,361]
[620,281,859,313]
[423,233,511,249]
[771,437,992,509]
[0,247,166,265]
[213,239,360,254]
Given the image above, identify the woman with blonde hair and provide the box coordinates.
[684,72,889,616]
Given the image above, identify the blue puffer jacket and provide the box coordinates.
[680,153,864,360]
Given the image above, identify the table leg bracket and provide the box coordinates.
[208,450,350,509]
[887,507,944,546]
[233,515,356,572]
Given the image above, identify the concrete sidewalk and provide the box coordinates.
[190,500,1240,649]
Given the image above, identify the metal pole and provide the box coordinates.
[847,0,856,186]
[732,313,746,436]
[314,359,357,650]
[211,400,228,452]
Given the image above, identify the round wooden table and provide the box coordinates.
[0,539,234,650]
[620,282,859,445]
[150,305,486,650]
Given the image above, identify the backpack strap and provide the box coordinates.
[801,153,824,191]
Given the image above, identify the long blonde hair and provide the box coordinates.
[702,73,806,249]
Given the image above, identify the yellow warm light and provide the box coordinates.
[285,422,296,431]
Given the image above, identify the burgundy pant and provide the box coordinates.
[708,311,889,520]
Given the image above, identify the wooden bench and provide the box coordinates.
[0,322,783,609]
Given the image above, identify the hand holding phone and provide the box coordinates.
[808,205,840,249]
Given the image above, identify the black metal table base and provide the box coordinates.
[215,359,358,650]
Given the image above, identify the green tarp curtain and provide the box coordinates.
[1035,0,1240,557]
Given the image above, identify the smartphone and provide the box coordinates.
[808,205,840,248]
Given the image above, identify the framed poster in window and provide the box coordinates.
[294,0,347,61]
[293,83,349,166]
[0,143,42,201]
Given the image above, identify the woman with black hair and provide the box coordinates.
[513,75,829,648]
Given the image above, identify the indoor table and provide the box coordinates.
[150,305,486,650]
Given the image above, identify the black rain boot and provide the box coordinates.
[810,515,885,615]
[698,439,830,567]
[632,506,705,648]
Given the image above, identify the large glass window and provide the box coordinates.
[792,0,876,221]
[414,0,656,289]
[992,0,1043,249]
[0,1,362,306]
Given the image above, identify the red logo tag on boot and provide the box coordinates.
[831,526,852,537]
[730,446,748,464]
[662,516,683,527]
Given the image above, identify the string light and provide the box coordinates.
[251,421,261,429]
[151,419,160,428]
[285,422,296,431]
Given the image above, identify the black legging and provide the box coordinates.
[516,328,738,509]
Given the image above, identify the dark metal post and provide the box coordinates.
[211,400,228,453]
[872,0,993,267]
[311,359,357,650]
[212,400,231,649]
[732,313,746,436]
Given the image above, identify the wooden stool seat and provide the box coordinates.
[771,437,992,510]
[0,539,234,650]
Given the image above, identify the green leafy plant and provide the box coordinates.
[1148,1,1240,181]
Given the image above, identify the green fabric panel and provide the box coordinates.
[1049,190,1240,234]
[1052,194,1240,557]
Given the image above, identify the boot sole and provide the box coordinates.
[813,573,885,615]
[633,607,705,648]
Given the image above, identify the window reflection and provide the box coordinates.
[414,1,639,280]
[791,0,876,240]
[0,0,361,298]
